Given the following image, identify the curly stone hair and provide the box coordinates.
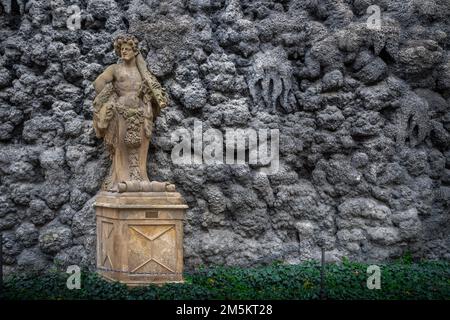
[113,35,139,57]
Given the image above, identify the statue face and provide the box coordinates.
[121,43,135,61]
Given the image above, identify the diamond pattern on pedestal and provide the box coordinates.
[101,221,114,269]
[128,225,177,274]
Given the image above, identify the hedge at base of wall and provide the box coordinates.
[2,260,449,300]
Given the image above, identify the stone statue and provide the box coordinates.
[93,37,187,286]
[93,35,174,193]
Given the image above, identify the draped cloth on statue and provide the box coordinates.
[92,54,171,192]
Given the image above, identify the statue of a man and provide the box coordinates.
[93,35,173,192]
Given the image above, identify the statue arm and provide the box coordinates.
[94,65,115,94]
[135,54,168,116]
[92,65,116,138]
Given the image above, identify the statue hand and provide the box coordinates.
[105,104,114,120]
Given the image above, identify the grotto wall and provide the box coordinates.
[0,0,449,273]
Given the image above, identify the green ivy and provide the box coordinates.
[1,260,449,300]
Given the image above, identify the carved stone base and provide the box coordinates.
[95,191,188,286]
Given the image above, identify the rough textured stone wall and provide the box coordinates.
[0,0,449,273]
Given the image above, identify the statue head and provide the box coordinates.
[114,35,139,62]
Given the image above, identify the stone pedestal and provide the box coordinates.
[95,191,188,286]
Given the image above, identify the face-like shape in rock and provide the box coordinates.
[121,43,135,61]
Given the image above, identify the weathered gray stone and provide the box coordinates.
[397,40,444,75]
[15,222,39,248]
[71,198,96,237]
[17,248,49,271]
[203,184,227,215]
[349,111,384,137]
[316,105,345,131]
[0,0,448,272]
[295,221,316,239]
[400,149,429,177]
[323,158,362,186]
[39,147,65,171]
[0,195,16,219]
[0,212,18,231]
[38,225,72,254]
[27,199,55,226]
[354,57,388,84]
[351,152,369,168]
[54,245,88,270]
[58,205,76,226]
[252,172,275,207]
[367,227,400,245]
[205,98,251,127]
[1,231,22,265]
[337,197,391,229]
[321,70,344,92]
[392,208,422,241]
